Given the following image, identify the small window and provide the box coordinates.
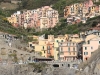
[47,50,50,54]
[86,52,88,55]
[56,40,58,42]
[88,41,90,44]
[30,44,32,47]
[84,52,88,55]
[61,40,63,42]
[68,43,70,46]
[68,47,70,51]
[85,47,87,50]
[73,47,75,51]
[43,46,44,50]
[84,52,85,55]
[73,52,75,55]
[69,52,71,55]
[60,47,63,52]
[44,51,45,53]
[47,46,50,50]
[91,47,93,49]
[73,43,74,46]
[99,41,100,44]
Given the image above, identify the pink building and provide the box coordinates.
[59,41,83,61]
[83,34,100,61]
[84,0,93,8]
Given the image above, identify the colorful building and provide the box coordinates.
[54,35,67,60]
[59,35,83,61]
[64,0,100,24]
[7,6,59,30]
[82,34,100,61]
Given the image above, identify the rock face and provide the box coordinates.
[42,67,76,75]
[76,47,100,75]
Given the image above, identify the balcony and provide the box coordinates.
[63,51,77,52]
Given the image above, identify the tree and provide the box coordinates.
[92,21,98,27]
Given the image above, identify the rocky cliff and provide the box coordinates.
[76,47,100,75]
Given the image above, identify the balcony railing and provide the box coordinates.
[63,51,77,52]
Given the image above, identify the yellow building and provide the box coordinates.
[7,17,17,24]
[29,40,48,57]
[54,36,66,60]
[90,6,95,14]
[69,34,84,43]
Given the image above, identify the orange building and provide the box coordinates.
[64,6,71,18]
[46,42,54,58]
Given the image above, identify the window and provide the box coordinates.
[47,49,50,54]
[88,41,90,44]
[84,52,85,55]
[56,40,59,42]
[47,46,50,50]
[44,51,45,53]
[68,47,70,52]
[73,47,75,51]
[43,46,44,50]
[73,43,74,46]
[84,52,88,55]
[61,40,63,42]
[85,47,87,50]
[60,47,63,52]
[73,52,75,55]
[99,41,100,44]
[91,47,93,49]
[30,44,32,47]
[69,52,71,55]
[68,43,70,46]
[86,52,88,55]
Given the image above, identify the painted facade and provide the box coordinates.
[59,41,78,61]
[64,0,100,24]
[7,6,59,30]
[59,36,83,61]
[82,34,100,61]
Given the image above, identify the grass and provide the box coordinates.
[0,2,18,10]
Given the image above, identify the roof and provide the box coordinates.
[57,35,65,37]
[85,34,98,41]
[71,34,79,38]
[71,38,84,43]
